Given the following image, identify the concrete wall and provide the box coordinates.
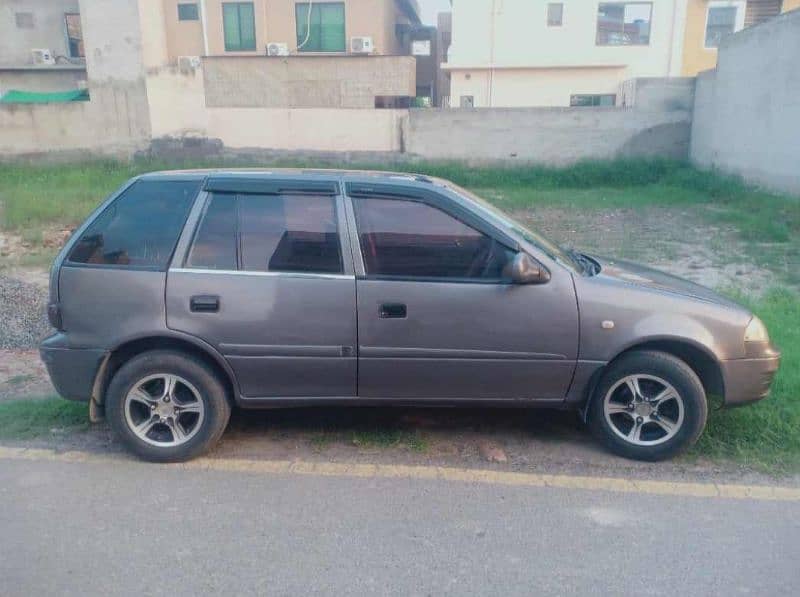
[690,9,800,195]
[143,61,407,151]
[0,0,151,158]
[0,0,81,65]
[405,105,692,163]
[0,66,86,94]
[619,77,695,111]
[203,55,416,108]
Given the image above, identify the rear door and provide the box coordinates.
[346,183,579,402]
[166,178,357,400]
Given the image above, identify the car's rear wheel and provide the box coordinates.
[106,350,231,462]
[589,350,707,461]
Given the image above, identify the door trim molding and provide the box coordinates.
[169,268,355,281]
[359,346,568,360]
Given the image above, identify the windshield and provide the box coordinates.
[443,182,581,271]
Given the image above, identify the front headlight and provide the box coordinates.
[744,316,770,343]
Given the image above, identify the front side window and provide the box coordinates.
[353,197,515,281]
[596,2,652,46]
[64,13,84,57]
[223,2,256,51]
[296,2,346,52]
[705,2,743,48]
[187,194,343,274]
[69,181,200,268]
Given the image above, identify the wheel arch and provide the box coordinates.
[582,337,724,422]
[93,333,239,408]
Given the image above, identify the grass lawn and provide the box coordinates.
[0,157,798,471]
[0,398,88,440]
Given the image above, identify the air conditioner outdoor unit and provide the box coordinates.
[267,42,290,56]
[177,55,201,73]
[31,49,55,66]
[350,37,374,54]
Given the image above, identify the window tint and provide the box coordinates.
[570,94,616,107]
[223,2,256,51]
[69,181,199,268]
[353,198,515,280]
[186,193,342,274]
[178,3,200,21]
[547,3,564,27]
[240,194,341,273]
[186,194,237,270]
[596,2,652,46]
[64,13,84,58]
[296,2,346,52]
[705,6,739,48]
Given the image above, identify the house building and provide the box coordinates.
[156,0,420,60]
[446,0,689,108]
[436,11,452,106]
[680,0,800,75]
[2,1,428,105]
[445,0,800,108]
[0,0,86,93]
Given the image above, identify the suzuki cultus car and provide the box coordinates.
[40,170,780,462]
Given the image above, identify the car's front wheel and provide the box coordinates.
[106,350,231,462]
[589,350,708,461]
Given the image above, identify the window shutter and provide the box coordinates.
[745,0,783,27]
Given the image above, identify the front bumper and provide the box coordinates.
[720,345,781,407]
[39,333,107,402]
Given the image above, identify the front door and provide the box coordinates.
[167,186,357,399]
[348,189,579,402]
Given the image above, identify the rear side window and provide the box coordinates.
[186,193,343,274]
[353,197,515,280]
[68,180,200,269]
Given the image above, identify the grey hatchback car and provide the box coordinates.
[40,170,780,462]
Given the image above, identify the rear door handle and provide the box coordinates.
[190,295,219,313]
[379,303,407,319]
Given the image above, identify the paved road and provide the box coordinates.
[1,455,798,597]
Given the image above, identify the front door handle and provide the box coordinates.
[379,303,407,319]
[190,295,219,313]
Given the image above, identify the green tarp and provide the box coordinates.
[0,89,90,104]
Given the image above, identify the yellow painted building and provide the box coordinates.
[681,0,800,75]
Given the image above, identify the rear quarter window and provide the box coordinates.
[68,180,200,269]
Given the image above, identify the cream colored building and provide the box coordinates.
[445,0,800,107]
[446,0,689,108]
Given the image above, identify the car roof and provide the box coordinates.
[136,168,445,188]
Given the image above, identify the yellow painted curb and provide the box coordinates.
[1,445,798,501]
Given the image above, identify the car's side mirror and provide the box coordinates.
[509,253,551,285]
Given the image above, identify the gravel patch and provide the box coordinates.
[0,274,50,350]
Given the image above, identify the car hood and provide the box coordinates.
[589,256,746,311]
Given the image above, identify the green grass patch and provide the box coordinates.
[2,157,796,256]
[0,398,88,440]
[351,428,429,452]
[694,288,800,473]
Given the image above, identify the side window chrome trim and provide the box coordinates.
[169,268,355,281]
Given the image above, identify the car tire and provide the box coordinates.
[589,350,707,461]
[105,350,231,462]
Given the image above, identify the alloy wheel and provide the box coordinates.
[124,374,205,447]
[603,374,685,446]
